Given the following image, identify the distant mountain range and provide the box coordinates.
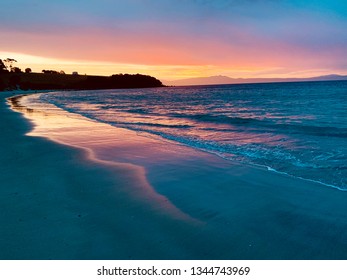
[163,74,347,86]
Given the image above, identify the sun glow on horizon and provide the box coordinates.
[1,1,346,83]
[1,51,346,82]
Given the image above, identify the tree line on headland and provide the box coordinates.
[0,58,163,91]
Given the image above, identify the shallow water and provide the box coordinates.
[35,81,347,190]
[6,88,347,259]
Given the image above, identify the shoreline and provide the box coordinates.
[2,91,347,259]
[11,89,344,193]
[8,93,201,224]
[1,92,201,259]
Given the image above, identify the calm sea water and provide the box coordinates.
[39,81,347,190]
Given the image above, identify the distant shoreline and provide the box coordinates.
[163,75,347,87]
[2,72,347,92]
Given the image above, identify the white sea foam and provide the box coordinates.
[35,82,347,190]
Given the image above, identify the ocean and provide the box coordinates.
[35,80,347,190]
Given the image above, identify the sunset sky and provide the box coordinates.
[1,0,346,80]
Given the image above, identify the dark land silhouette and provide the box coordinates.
[0,71,163,91]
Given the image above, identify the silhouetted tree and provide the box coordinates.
[60,70,65,74]
[0,59,8,73]
[42,70,58,74]
[25,68,32,73]
[11,67,22,73]
[3,58,17,71]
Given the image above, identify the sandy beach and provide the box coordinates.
[1,92,347,260]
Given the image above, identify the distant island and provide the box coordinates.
[0,58,163,91]
[164,74,347,86]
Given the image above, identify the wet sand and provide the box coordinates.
[1,92,347,259]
